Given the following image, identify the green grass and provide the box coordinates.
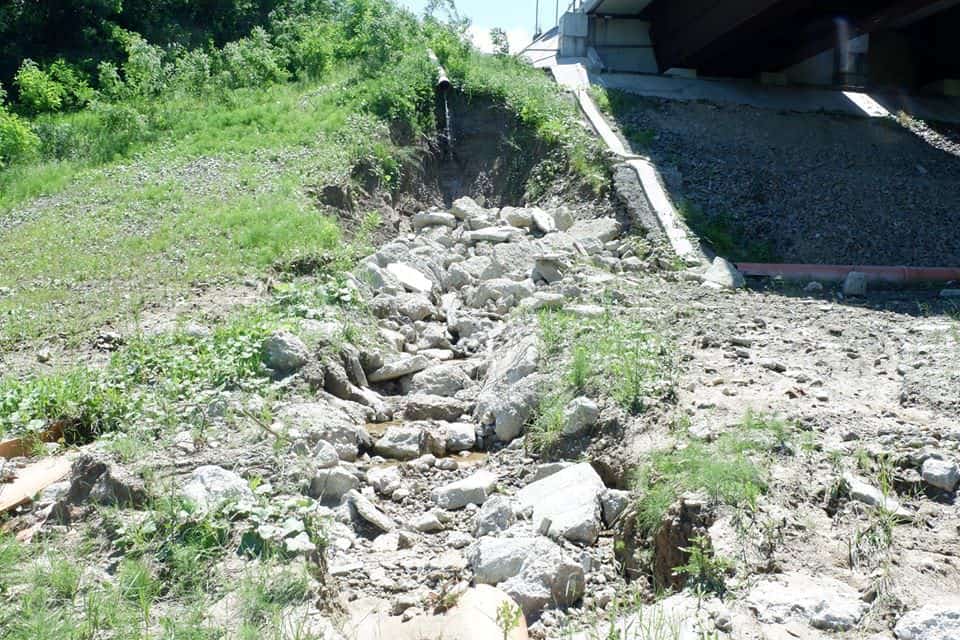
[678,201,778,263]
[633,410,798,538]
[528,309,674,451]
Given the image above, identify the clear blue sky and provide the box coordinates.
[396,0,562,51]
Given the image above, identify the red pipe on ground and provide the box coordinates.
[735,263,960,283]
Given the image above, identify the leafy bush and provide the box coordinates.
[47,59,94,109]
[14,60,64,114]
[121,35,167,98]
[0,108,40,167]
[217,27,289,89]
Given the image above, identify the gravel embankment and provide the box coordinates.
[618,96,960,266]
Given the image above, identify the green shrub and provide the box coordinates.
[14,60,64,114]
[47,59,94,109]
[217,27,289,89]
[169,48,213,95]
[121,35,167,98]
[0,108,39,167]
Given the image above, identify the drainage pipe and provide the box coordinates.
[735,263,960,284]
[427,49,451,92]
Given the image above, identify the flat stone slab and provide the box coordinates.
[432,470,497,509]
[515,462,604,545]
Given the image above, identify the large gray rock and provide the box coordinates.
[600,489,631,527]
[702,257,745,290]
[386,263,434,294]
[276,402,369,462]
[843,271,868,297]
[842,473,911,518]
[368,355,431,382]
[403,394,469,422]
[409,364,473,397]
[516,462,605,545]
[451,196,488,222]
[261,330,310,373]
[346,490,395,533]
[921,458,959,492]
[473,495,516,537]
[467,535,585,620]
[747,573,868,632]
[412,211,457,230]
[530,208,556,234]
[367,465,402,496]
[895,605,960,640]
[465,228,524,244]
[443,422,477,452]
[433,470,497,509]
[308,466,359,504]
[182,466,254,512]
[499,206,533,228]
[561,397,599,436]
[568,218,621,244]
[468,278,535,309]
[476,375,540,442]
[374,425,423,460]
[356,261,402,294]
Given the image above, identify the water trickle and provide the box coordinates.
[442,93,455,157]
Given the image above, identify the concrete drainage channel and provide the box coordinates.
[550,62,960,296]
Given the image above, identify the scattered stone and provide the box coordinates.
[412,211,456,230]
[747,573,868,632]
[432,470,497,509]
[465,228,524,244]
[413,512,445,533]
[443,422,477,453]
[314,441,340,469]
[843,271,868,297]
[561,397,599,436]
[368,355,431,383]
[308,466,360,504]
[702,257,745,289]
[530,209,556,234]
[842,473,911,517]
[261,330,309,373]
[403,394,469,422]
[347,490,396,533]
[367,465,402,496]
[182,465,254,512]
[386,263,434,294]
[374,426,423,460]
[516,462,604,545]
[894,605,960,640]
[921,458,959,492]
[473,495,517,537]
[600,489,631,527]
[467,535,585,620]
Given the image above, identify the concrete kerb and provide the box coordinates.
[549,62,703,266]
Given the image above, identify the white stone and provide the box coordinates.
[530,208,556,234]
[261,330,309,373]
[921,458,959,491]
[465,228,524,244]
[561,397,599,436]
[367,465,402,496]
[309,467,359,503]
[276,402,368,462]
[347,490,396,533]
[444,422,477,452]
[314,441,340,469]
[386,263,434,294]
[568,218,620,244]
[182,465,254,512]
[467,535,585,620]
[500,206,533,228]
[702,257,746,289]
[747,573,868,632]
[368,355,431,382]
[412,211,457,230]
[374,426,423,460]
[516,462,604,545]
[843,271,868,297]
[894,605,960,640]
[433,470,498,509]
[473,495,517,537]
[843,473,910,517]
